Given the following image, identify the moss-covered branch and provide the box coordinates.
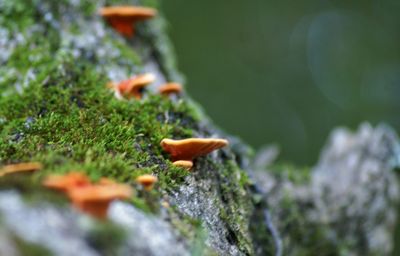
[0,0,258,255]
[0,1,398,256]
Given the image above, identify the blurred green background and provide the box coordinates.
[161,0,400,165]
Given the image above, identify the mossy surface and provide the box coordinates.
[217,160,253,253]
[276,193,337,256]
[268,163,311,185]
[259,163,339,256]
[5,0,390,255]
[86,221,127,256]
[0,0,258,255]
[13,236,53,256]
[0,0,196,187]
[0,55,201,199]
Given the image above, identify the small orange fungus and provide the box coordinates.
[68,183,132,219]
[43,172,132,219]
[135,174,158,191]
[172,160,193,171]
[111,73,155,99]
[100,6,157,37]
[160,138,229,161]
[158,83,182,95]
[42,172,91,192]
[0,162,42,177]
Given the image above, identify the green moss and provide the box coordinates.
[166,206,218,256]
[190,226,218,256]
[215,159,254,254]
[249,206,277,255]
[13,235,53,256]
[0,54,198,197]
[0,0,35,31]
[275,193,337,256]
[0,0,198,210]
[167,207,201,239]
[0,1,257,255]
[78,1,98,17]
[0,0,198,212]
[269,163,311,184]
[86,221,126,256]
[130,196,153,213]
[260,163,339,255]
[111,38,143,67]
[0,0,197,221]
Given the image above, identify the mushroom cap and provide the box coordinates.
[68,184,132,203]
[116,73,155,99]
[172,160,193,170]
[100,6,157,21]
[160,138,229,160]
[98,177,116,185]
[100,6,156,37]
[42,172,91,192]
[68,183,131,219]
[73,200,111,219]
[135,174,158,187]
[44,173,131,219]
[0,162,42,177]
[158,83,182,95]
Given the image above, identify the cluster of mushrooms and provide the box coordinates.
[0,5,228,219]
[101,5,229,170]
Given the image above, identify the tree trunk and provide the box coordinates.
[0,1,398,255]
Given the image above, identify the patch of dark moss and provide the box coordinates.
[86,221,126,256]
[249,207,279,256]
[190,225,218,256]
[252,163,336,254]
[78,1,98,17]
[275,193,337,256]
[0,0,35,31]
[165,206,217,255]
[166,205,202,239]
[214,159,254,254]
[130,196,153,214]
[268,163,311,185]
[13,235,53,256]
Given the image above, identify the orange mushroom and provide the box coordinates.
[68,183,132,219]
[100,6,157,37]
[98,177,117,185]
[158,83,182,96]
[160,138,229,161]
[112,73,155,99]
[43,172,132,219]
[172,160,193,171]
[42,172,91,192]
[0,162,42,177]
[135,174,158,191]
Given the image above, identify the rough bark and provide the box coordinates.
[254,123,399,255]
[0,1,398,256]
